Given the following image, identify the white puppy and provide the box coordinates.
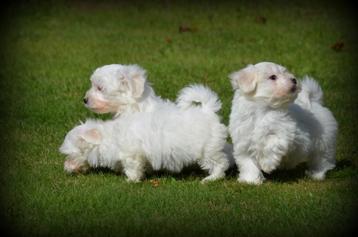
[83,64,236,167]
[228,62,338,184]
[61,85,230,182]
[84,64,172,117]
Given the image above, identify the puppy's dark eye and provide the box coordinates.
[96,86,103,91]
[269,75,277,80]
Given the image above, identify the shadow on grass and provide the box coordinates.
[266,159,358,183]
[86,165,229,181]
[265,165,307,184]
[335,159,355,170]
[86,165,307,183]
[76,159,357,183]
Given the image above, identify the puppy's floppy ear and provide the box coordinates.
[129,65,146,98]
[118,75,131,92]
[229,65,258,94]
[80,128,102,145]
[119,65,147,99]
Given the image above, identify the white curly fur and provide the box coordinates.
[176,84,222,113]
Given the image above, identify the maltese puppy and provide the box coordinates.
[228,62,338,185]
[83,64,236,168]
[84,64,174,117]
[61,85,230,182]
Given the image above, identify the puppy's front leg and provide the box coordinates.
[121,154,146,182]
[237,156,265,185]
[259,135,289,174]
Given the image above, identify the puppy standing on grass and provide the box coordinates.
[228,62,337,184]
[60,85,230,182]
[81,63,235,167]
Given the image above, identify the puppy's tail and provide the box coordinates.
[176,84,222,113]
[295,76,323,109]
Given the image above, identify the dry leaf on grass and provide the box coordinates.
[255,16,267,24]
[150,179,160,187]
[331,40,344,52]
[179,25,198,33]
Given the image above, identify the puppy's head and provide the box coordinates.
[59,121,102,160]
[83,64,147,114]
[229,62,300,108]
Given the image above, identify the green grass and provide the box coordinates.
[1,1,357,236]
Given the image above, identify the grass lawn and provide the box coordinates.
[0,1,357,236]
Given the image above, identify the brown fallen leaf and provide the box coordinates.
[179,25,198,33]
[165,37,172,44]
[331,40,344,52]
[255,16,267,24]
[150,179,160,187]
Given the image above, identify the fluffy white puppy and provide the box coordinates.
[228,62,338,185]
[83,64,236,168]
[84,64,172,117]
[61,85,230,182]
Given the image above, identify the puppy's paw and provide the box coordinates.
[200,174,224,184]
[305,170,325,181]
[126,178,142,183]
[259,158,278,174]
[125,172,143,183]
[238,173,264,185]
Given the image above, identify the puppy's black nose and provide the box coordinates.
[83,98,88,104]
[291,85,297,93]
[291,78,297,85]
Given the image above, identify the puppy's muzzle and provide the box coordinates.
[83,97,88,104]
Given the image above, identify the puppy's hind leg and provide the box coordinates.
[121,154,146,182]
[200,151,229,183]
[200,124,230,183]
[306,150,335,181]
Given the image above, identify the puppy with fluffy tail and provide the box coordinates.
[228,62,337,184]
[83,64,236,167]
[60,85,230,182]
